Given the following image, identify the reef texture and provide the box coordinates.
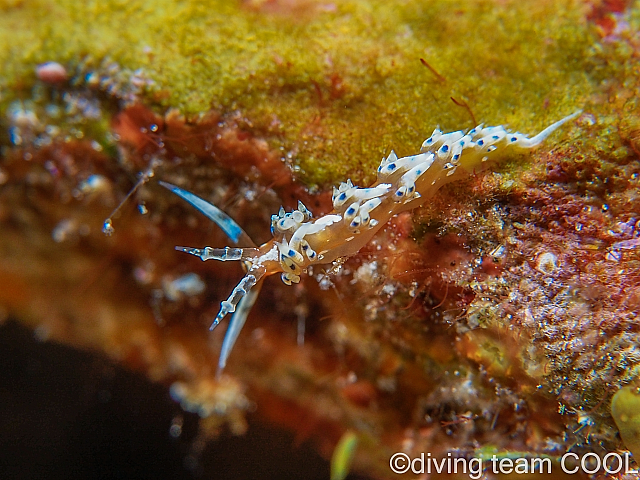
[2,0,640,478]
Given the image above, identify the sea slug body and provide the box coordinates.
[162,110,580,371]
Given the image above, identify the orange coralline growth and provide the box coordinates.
[480,255,503,276]
[340,379,377,408]
[389,233,475,307]
[111,104,167,160]
[587,0,631,37]
[112,105,332,213]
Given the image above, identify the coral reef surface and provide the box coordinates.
[2,0,640,478]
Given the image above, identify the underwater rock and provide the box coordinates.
[2,0,640,478]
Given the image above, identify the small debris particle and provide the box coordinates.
[36,61,68,83]
[535,252,558,274]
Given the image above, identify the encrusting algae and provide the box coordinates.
[1,0,596,186]
[2,0,640,478]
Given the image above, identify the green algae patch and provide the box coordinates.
[611,386,640,461]
[330,430,358,480]
[0,0,604,186]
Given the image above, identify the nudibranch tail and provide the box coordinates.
[418,110,582,176]
[514,110,582,148]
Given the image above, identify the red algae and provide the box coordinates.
[587,0,633,37]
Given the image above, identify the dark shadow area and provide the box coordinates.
[0,321,367,480]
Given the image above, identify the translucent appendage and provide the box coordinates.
[216,281,262,376]
[159,181,255,247]
[103,158,161,235]
[175,246,259,262]
[210,265,266,331]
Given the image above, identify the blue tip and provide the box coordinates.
[159,181,243,244]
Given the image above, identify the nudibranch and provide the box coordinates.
[161,110,580,372]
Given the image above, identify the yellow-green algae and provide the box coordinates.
[330,430,358,480]
[0,0,602,186]
[611,386,640,461]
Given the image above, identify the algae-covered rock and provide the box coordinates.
[0,0,604,187]
[2,0,640,478]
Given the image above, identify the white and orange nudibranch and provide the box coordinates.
[161,110,581,372]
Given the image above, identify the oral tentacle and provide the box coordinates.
[210,264,266,331]
[175,245,260,262]
[159,181,255,247]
